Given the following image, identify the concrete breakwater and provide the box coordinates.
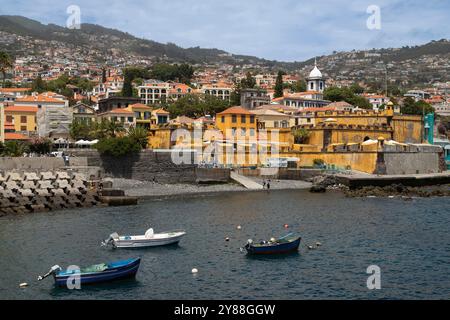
[0,171,102,216]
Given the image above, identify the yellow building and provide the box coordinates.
[4,105,37,133]
[125,103,153,129]
[251,109,291,129]
[97,108,136,130]
[216,106,257,140]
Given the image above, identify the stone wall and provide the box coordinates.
[0,171,101,216]
[382,152,441,175]
[196,168,231,183]
[70,150,197,183]
[0,157,65,171]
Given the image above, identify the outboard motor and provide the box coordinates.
[245,239,253,249]
[102,233,119,248]
[38,265,61,281]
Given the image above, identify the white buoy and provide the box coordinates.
[237,225,242,230]
[308,246,314,250]
[316,242,322,247]
[192,268,199,274]
[19,283,28,288]
[225,237,230,242]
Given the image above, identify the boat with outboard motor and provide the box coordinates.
[244,233,301,255]
[102,228,186,248]
[37,258,141,287]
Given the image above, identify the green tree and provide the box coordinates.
[31,75,46,93]
[274,71,284,98]
[167,94,229,118]
[28,138,52,155]
[95,136,142,157]
[292,128,311,144]
[150,63,194,84]
[324,86,372,109]
[121,72,134,97]
[128,126,149,149]
[70,119,91,140]
[350,83,364,94]
[3,141,29,157]
[0,51,13,86]
[293,79,307,93]
[401,97,434,115]
[241,72,256,89]
[102,67,107,83]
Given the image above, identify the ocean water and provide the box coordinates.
[0,189,449,300]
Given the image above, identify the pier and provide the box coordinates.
[336,172,450,189]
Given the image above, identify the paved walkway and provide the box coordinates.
[230,171,264,190]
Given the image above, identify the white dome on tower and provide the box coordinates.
[309,65,323,79]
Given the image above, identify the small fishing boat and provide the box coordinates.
[102,228,186,248]
[244,233,301,255]
[38,258,141,287]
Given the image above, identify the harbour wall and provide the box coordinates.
[0,157,65,171]
[70,150,197,183]
[0,171,101,216]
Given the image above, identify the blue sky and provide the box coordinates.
[0,0,449,61]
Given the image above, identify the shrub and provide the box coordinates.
[292,128,311,144]
[29,138,52,155]
[128,126,149,149]
[3,141,29,157]
[313,159,325,167]
[95,136,142,157]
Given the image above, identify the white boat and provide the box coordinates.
[102,228,186,248]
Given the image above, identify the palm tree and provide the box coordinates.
[0,51,13,86]
[104,119,125,138]
[128,126,149,148]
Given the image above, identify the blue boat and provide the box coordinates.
[38,258,141,287]
[244,233,301,255]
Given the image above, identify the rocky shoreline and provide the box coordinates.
[343,184,450,198]
[308,175,450,198]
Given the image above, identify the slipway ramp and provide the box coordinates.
[230,171,264,190]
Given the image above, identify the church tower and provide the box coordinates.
[307,58,325,93]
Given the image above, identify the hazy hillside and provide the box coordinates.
[1,15,449,86]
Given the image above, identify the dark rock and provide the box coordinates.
[310,185,327,193]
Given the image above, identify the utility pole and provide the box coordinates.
[0,101,5,143]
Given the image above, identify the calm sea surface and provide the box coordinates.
[1,190,449,300]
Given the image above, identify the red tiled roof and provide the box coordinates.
[4,105,38,113]
[104,108,134,115]
[217,106,253,115]
[0,88,31,93]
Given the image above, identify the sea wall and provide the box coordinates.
[382,152,441,175]
[70,150,197,183]
[0,171,101,216]
[0,157,65,171]
[196,168,231,183]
